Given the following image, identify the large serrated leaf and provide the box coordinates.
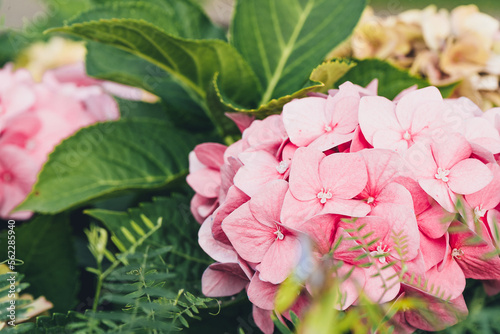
[206,59,355,118]
[15,118,197,214]
[68,0,226,40]
[231,0,367,104]
[48,19,261,108]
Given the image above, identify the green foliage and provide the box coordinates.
[230,0,367,104]
[86,194,211,286]
[337,59,459,99]
[0,215,78,313]
[16,118,197,214]
[48,19,261,108]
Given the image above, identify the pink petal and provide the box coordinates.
[319,152,368,199]
[363,263,400,304]
[249,180,289,227]
[336,265,365,310]
[198,216,238,263]
[186,168,221,198]
[194,143,226,170]
[294,214,339,254]
[448,158,493,195]
[258,236,302,284]
[212,185,249,244]
[417,202,455,239]
[358,96,399,144]
[372,129,408,152]
[360,149,404,196]
[425,251,466,300]
[431,133,471,170]
[282,97,328,147]
[323,198,371,217]
[449,223,500,279]
[222,203,274,263]
[395,86,443,130]
[225,112,255,133]
[247,274,278,310]
[252,306,274,334]
[307,131,354,151]
[404,287,468,331]
[288,148,324,201]
[418,178,457,213]
[201,263,249,297]
[234,150,281,197]
[281,191,324,226]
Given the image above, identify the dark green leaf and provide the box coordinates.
[16,118,197,214]
[0,214,78,312]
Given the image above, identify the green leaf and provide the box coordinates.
[16,118,197,214]
[48,19,261,107]
[86,42,212,131]
[337,59,458,99]
[309,59,357,93]
[68,0,225,40]
[231,0,367,104]
[0,214,78,312]
[207,73,322,119]
[207,58,355,118]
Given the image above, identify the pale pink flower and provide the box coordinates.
[282,147,370,223]
[359,87,445,152]
[404,134,493,212]
[222,180,302,284]
[283,82,361,151]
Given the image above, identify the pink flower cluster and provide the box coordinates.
[0,62,137,219]
[188,81,500,333]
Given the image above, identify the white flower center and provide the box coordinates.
[274,228,284,241]
[370,244,390,264]
[275,160,289,174]
[324,125,332,132]
[474,206,487,220]
[435,167,450,182]
[317,189,333,204]
[367,196,375,204]
[452,248,464,260]
[403,131,411,141]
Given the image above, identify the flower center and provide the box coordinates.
[1,171,13,183]
[403,131,411,141]
[370,244,390,264]
[474,206,486,220]
[25,139,36,151]
[274,228,284,241]
[366,196,375,204]
[317,189,333,204]
[435,167,450,182]
[324,125,332,132]
[275,160,289,174]
[452,248,464,260]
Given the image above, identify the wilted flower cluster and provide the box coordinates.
[0,62,142,219]
[188,80,500,333]
[332,5,500,110]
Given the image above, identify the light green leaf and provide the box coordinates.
[231,0,367,104]
[48,19,261,107]
[16,118,197,214]
[309,58,357,93]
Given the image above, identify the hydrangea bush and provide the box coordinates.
[1,0,499,333]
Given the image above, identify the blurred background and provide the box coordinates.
[1,0,499,30]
